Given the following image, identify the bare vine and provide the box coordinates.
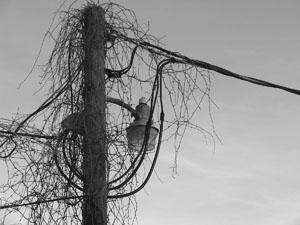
[1,1,299,225]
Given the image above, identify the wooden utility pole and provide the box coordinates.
[82,5,107,225]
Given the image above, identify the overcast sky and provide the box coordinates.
[1,0,300,225]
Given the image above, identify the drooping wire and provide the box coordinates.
[53,131,83,191]
[105,45,138,78]
[62,132,83,181]
[108,58,175,198]
[108,55,162,191]
[108,62,160,191]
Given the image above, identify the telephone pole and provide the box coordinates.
[82,5,107,225]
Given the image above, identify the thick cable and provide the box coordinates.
[0,195,85,210]
[54,131,83,191]
[118,36,300,96]
[108,58,163,191]
[62,132,83,180]
[105,45,138,78]
[108,59,173,198]
[108,76,159,190]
